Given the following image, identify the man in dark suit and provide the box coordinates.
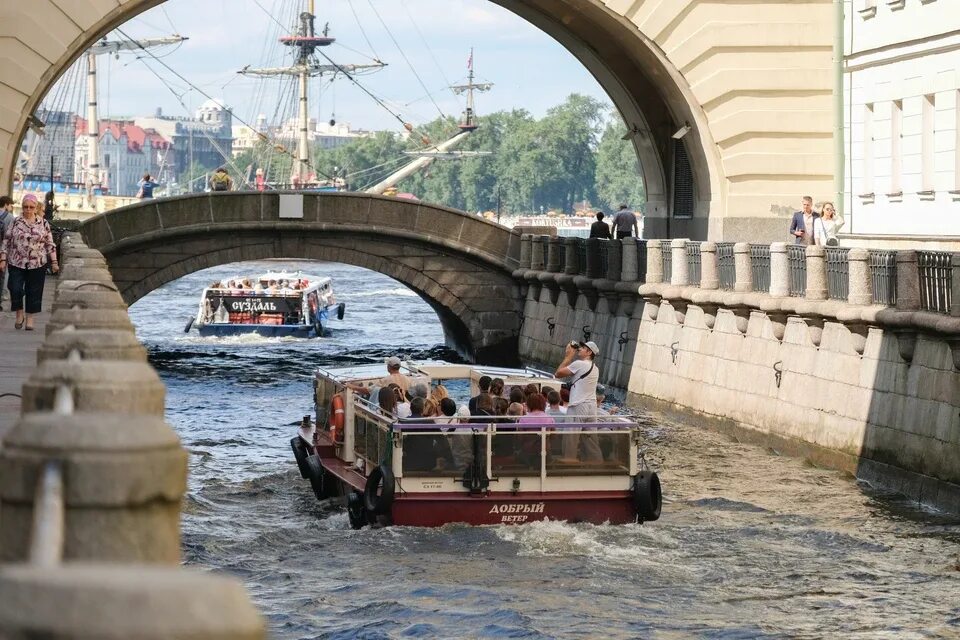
[589,212,611,239]
[789,195,818,245]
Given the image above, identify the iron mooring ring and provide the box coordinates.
[546,317,556,338]
[670,341,680,364]
[773,361,783,388]
[582,325,592,342]
[618,331,629,352]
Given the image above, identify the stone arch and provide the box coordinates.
[81,192,523,364]
[2,1,832,242]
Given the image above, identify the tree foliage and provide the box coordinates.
[236,95,646,214]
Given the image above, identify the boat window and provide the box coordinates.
[545,428,631,475]
[491,429,541,477]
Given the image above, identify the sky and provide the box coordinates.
[66,0,613,133]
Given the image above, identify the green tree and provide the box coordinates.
[594,119,647,211]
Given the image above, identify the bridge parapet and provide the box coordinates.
[0,233,265,638]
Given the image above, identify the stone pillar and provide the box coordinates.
[847,248,872,306]
[646,240,663,284]
[769,242,789,297]
[671,238,688,286]
[606,239,622,281]
[0,565,265,639]
[546,237,563,272]
[585,238,602,279]
[0,413,186,563]
[805,244,827,301]
[518,235,532,270]
[734,242,753,292]
[530,236,545,271]
[563,237,580,275]
[699,242,718,290]
[895,250,920,311]
[620,239,638,281]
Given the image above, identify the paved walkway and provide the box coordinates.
[0,276,56,440]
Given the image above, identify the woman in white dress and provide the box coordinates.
[815,201,844,246]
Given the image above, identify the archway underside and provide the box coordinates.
[102,229,523,364]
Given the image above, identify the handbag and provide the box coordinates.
[826,237,839,247]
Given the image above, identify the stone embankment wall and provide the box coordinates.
[517,235,960,512]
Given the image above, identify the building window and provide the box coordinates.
[889,100,902,197]
[921,94,935,195]
[862,103,874,197]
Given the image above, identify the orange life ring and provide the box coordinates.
[330,393,346,442]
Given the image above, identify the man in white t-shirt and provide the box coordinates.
[555,341,603,461]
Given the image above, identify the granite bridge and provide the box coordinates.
[78,192,525,363]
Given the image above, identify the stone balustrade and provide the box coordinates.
[0,233,265,638]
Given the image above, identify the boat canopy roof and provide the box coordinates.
[315,360,558,386]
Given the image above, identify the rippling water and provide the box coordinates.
[130,259,960,639]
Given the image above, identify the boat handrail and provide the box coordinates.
[391,419,637,431]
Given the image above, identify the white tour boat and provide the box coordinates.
[187,271,345,338]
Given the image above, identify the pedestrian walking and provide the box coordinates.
[43,190,58,222]
[815,202,844,247]
[611,204,639,239]
[789,195,818,245]
[137,173,160,199]
[589,212,611,239]
[0,194,58,330]
[0,195,14,308]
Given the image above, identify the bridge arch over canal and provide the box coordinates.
[79,192,524,363]
[2,1,834,242]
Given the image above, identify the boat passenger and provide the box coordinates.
[347,356,412,399]
[520,393,554,424]
[509,386,524,405]
[431,384,449,403]
[422,398,439,419]
[546,389,566,419]
[555,341,603,463]
[523,383,540,398]
[506,402,525,418]
[489,378,505,398]
[493,396,509,417]
[471,393,495,423]
[377,386,398,417]
[468,375,492,414]
[437,398,457,424]
[392,384,412,418]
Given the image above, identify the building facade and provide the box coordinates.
[135,101,233,187]
[845,0,960,247]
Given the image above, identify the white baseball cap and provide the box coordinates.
[386,356,402,367]
[585,341,599,355]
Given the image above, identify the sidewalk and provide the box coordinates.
[0,276,56,441]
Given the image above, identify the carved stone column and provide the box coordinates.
[733,242,753,292]
[805,244,827,301]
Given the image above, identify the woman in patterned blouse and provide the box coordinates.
[0,194,59,330]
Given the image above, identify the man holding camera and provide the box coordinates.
[555,340,603,461]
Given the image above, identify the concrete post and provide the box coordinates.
[52,289,127,311]
[606,239,623,281]
[671,238,688,286]
[546,237,563,272]
[585,238,603,279]
[805,244,827,300]
[769,242,789,297]
[0,565,265,638]
[58,265,114,283]
[646,240,664,284]
[563,237,580,275]
[895,251,920,311]
[530,236,545,271]
[620,238,638,281]
[699,242,718,290]
[22,360,166,415]
[518,235,532,270]
[734,242,753,292]
[0,413,186,563]
[847,248,872,306]
[38,330,149,363]
[46,308,136,335]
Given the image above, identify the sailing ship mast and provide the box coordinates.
[83,35,186,189]
[239,0,384,183]
[365,48,492,195]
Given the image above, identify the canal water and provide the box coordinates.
[130,259,960,639]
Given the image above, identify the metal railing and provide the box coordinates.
[716,242,735,290]
[686,241,702,286]
[576,239,588,277]
[787,245,806,297]
[555,241,566,272]
[918,251,953,313]
[869,250,897,305]
[635,239,648,283]
[538,235,551,269]
[824,247,850,301]
[749,244,770,293]
[661,245,672,283]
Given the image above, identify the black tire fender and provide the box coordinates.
[363,465,396,515]
[314,318,324,337]
[633,470,662,522]
[305,454,326,501]
[183,317,194,333]
[347,491,368,530]
[290,436,310,479]
[337,302,345,320]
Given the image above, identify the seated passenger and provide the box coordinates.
[431,384,449,403]
[519,393,555,425]
[468,375,492,414]
[393,384,412,418]
[509,386,525,405]
[506,402,525,419]
[377,386,397,417]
